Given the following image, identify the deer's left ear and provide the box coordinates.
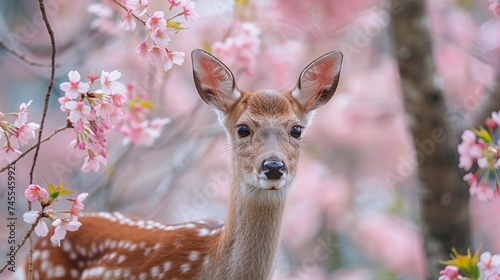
[292,51,343,113]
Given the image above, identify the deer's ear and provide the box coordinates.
[292,51,343,113]
[192,49,240,113]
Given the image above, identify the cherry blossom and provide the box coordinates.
[212,22,261,74]
[1,145,21,163]
[15,100,32,128]
[438,265,460,280]
[35,221,49,237]
[101,70,125,94]
[150,27,173,48]
[470,183,496,202]
[181,1,199,21]
[135,41,149,60]
[117,83,170,146]
[69,193,89,213]
[51,217,82,246]
[11,122,40,148]
[24,184,49,203]
[490,2,500,17]
[478,251,500,277]
[164,50,185,71]
[168,0,181,6]
[65,101,91,123]
[126,0,148,16]
[147,45,169,65]
[23,211,40,224]
[121,11,137,31]
[81,154,107,173]
[59,71,90,99]
[457,129,483,171]
[58,96,70,112]
[0,99,40,164]
[146,11,166,32]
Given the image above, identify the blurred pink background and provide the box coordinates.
[0,0,499,279]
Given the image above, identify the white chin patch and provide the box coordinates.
[258,178,286,190]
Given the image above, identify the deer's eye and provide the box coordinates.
[237,124,251,138]
[290,126,302,139]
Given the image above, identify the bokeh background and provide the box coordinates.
[0,0,499,279]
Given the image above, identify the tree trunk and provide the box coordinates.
[387,0,471,277]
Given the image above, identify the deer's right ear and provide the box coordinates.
[192,49,240,113]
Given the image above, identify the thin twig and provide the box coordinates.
[0,126,67,174]
[26,2,56,278]
[0,215,42,273]
[0,39,55,67]
[112,0,147,25]
[30,0,57,183]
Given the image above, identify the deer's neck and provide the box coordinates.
[206,180,287,280]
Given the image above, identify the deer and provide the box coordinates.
[23,49,343,280]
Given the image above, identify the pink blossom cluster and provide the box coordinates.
[22,184,88,246]
[212,22,261,75]
[59,70,127,172]
[490,0,500,17]
[59,70,169,171]
[88,0,197,72]
[438,265,460,280]
[458,111,500,201]
[439,251,500,279]
[117,83,170,146]
[0,100,40,163]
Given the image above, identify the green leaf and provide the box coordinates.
[167,21,187,30]
[472,127,492,143]
[46,181,73,200]
[440,247,481,279]
[59,189,74,195]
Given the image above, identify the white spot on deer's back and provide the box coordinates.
[150,266,160,277]
[53,265,66,277]
[32,250,41,261]
[163,261,172,271]
[181,263,190,273]
[41,250,49,259]
[117,255,126,264]
[189,251,199,261]
[62,241,72,252]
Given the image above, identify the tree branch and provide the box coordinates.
[0,215,42,273]
[112,0,147,25]
[388,0,471,277]
[0,39,55,67]
[0,125,68,174]
[25,2,57,278]
[30,0,57,184]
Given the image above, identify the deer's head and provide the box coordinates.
[192,49,342,197]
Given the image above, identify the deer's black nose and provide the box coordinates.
[263,160,286,179]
